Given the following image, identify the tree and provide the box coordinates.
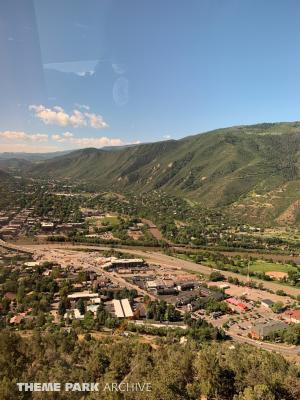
[234,384,275,400]
[58,300,66,316]
[76,299,85,315]
[194,346,235,399]
[271,301,284,314]
[209,271,225,281]
[83,311,94,330]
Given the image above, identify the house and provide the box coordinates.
[251,321,288,340]
[261,299,274,309]
[283,309,300,324]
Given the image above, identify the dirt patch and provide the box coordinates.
[265,271,288,279]
[276,200,300,224]
[141,219,164,241]
[127,230,143,240]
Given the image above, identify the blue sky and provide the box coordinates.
[1,0,300,152]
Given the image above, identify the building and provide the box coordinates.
[112,298,134,318]
[157,288,178,296]
[237,303,250,312]
[251,321,288,340]
[103,258,145,271]
[162,279,175,288]
[199,286,224,301]
[177,282,196,291]
[146,280,164,290]
[283,309,300,324]
[225,297,250,312]
[67,291,100,300]
[64,309,84,320]
[41,222,54,230]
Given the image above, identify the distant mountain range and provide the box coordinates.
[0,150,72,162]
[3,121,300,226]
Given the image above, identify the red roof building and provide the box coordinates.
[283,309,300,324]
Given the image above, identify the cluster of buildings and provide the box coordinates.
[63,291,102,320]
[0,206,86,239]
[62,292,135,321]
[0,208,34,237]
[250,309,300,340]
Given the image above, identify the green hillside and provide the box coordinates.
[27,122,300,226]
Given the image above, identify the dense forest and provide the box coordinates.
[0,330,299,400]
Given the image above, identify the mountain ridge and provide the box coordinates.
[8,121,300,226]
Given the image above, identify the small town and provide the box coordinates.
[1,1,300,398]
[1,235,300,358]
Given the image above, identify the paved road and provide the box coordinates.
[89,264,157,300]
[2,239,300,357]
[229,332,300,355]
[2,240,300,297]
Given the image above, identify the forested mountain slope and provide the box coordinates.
[27,122,300,225]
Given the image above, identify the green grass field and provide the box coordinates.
[86,215,121,227]
[249,260,296,273]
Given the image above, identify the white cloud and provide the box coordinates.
[0,129,136,152]
[51,134,65,142]
[49,131,123,148]
[0,130,48,142]
[29,105,108,129]
[69,136,123,148]
[163,134,172,139]
[84,113,108,129]
[63,131,74,138]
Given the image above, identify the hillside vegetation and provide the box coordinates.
[24,122,300,226]
[0,330,299,400]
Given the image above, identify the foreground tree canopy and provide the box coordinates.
[0,330,299,400]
